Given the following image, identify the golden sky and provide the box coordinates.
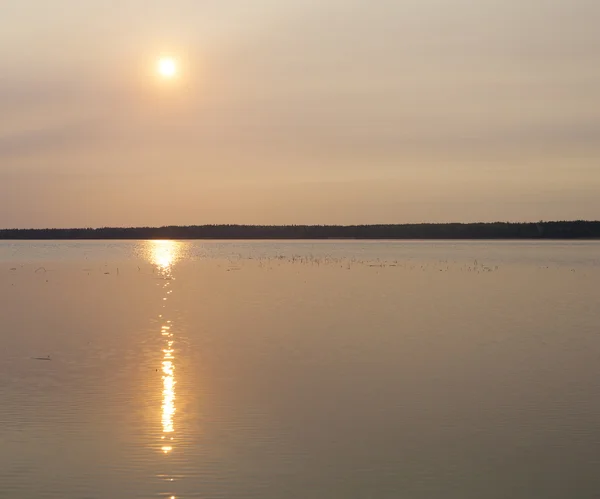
[1,0,599,227]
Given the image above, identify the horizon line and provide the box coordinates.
[1,220,600,231]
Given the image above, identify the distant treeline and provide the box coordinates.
[1,221,600,240]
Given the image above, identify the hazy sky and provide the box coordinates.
[1,0,599,227]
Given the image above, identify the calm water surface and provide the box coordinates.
[1,240,599,498]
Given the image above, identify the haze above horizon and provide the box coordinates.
[2,0,599,228]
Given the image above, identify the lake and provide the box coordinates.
[1,240,599,499]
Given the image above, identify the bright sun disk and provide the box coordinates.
[158,58,177,78]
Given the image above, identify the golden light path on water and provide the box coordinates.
[145,240,183,456]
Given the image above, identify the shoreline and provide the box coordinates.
[1,221,600,240]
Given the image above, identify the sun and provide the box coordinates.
[157,57,177,78]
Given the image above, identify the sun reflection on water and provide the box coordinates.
[148,240,182,271]
[145,240,183,456]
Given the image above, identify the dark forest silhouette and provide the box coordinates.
[1,221,599,239]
